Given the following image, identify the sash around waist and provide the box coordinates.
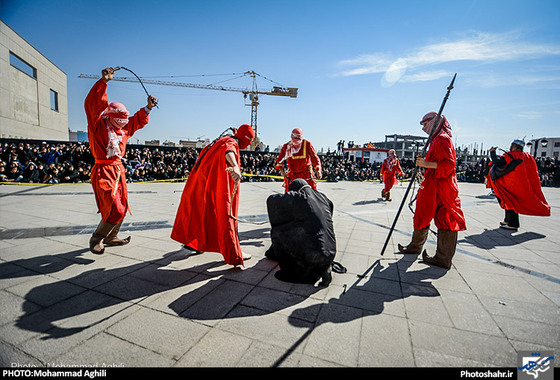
[94,159,122,166]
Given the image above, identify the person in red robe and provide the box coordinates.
[275,128,322,192]
[487,140,550,230]
[171,124,255,267]
[380,149,403,201]
[85,67,157,255]
[398,112,466,269]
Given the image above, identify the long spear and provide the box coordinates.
[378,73,457,257]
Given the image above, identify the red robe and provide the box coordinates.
[487,151,550,216]
[85,79,149,224]
[171,137,244,266]
[381,158,403,192]
[275,139,321,192]
[414,133,466,231]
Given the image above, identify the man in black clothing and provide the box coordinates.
[489,141,524,229]
[265,178,339,286]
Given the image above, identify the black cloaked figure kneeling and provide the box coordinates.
[265,178,345,286]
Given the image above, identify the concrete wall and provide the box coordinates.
[0,21,68,140]
[528,137,560,158]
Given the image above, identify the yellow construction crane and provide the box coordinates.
[78,70,298,149]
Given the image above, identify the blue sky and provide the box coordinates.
[2,0,559,154]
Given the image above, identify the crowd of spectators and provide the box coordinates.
[0,141,93,184]
[320,153,416,182]
[1,140,559,187]
[124,146,197,182]
[456,159,490,183]
[535,157,560,187]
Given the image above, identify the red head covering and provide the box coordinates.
[278,128,304,163]
[290,127,303,147]
[234,124,255,149]
[421,112,451,137]
[385,149,397,170]
[101,102,130,159]
[102,102,129,129]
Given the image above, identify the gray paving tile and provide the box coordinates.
[0,181,558,368]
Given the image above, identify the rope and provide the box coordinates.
[226,168,269,225]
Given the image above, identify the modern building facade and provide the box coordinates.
[0,21,68,141]
[372,134,427,159]
[527,137,560,158]
[342,146,389,163]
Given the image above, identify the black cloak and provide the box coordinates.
[266,179,338,285]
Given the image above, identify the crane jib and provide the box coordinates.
[78,75,298,97]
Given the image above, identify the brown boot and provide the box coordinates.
[385,190,392,201]
[104,220,131,246]
[398,228,429,254]
[89,221,116,255]
[422,229,457,269]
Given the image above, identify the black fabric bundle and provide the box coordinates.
[266,179,341,285]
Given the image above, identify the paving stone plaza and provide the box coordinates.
[0,180,558,369]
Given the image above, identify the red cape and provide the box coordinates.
[488,151,550,216]
[171,137,244,266]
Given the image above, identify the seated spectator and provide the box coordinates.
[0,164,8,182]
[61,163,80,183]
[131,167,146,182]
[22,162,41,183]
[43,163,60,184]
[7,164,23,182]
[36,162,48,182]
[44,146,61,166]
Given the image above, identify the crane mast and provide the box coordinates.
[78,70,297,150]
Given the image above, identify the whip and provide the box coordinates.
[113,66,158,108]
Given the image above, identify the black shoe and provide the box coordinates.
[499,224,518,231]
[183,245,203,254]
[319,267,332,287]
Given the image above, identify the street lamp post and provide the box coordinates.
[526,138,549,159]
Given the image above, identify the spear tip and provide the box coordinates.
[448,73,457,90]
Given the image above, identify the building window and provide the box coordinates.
[554,142,560,148]
[50,89,59,111]
[9,52,37,79]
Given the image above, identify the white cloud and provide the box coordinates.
[401,70,451,83]
[336,31,560,86]
[381,58,408,87]
[513,111,543,120]
[468,73,560,88]
[337,54,392,76]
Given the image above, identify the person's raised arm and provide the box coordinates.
[85,67,114,130]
